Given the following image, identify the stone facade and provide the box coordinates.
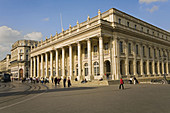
[30,8,170,81]
[0,54,11,73]
[10,40,38,79]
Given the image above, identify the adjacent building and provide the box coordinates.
[10,40,38,80]
[0,54,11,73]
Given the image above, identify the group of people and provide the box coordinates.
[51,76,71,88]
[119,76,139,90]
[20,76,72,88]
[129,77,139,84]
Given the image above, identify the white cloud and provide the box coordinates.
[0,26,43,60]
[42,17,49,21]
[24,32,43,40]
[139,0,168,4]
[147,5,159,13]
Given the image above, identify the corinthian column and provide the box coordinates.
[99,36,104,78]
[62,48,65,77]
[69,45,73,79]
[87,39,92,80]
[45,53,48,78]
[34,56,36,77]
[30,57,33,77]
[56,49,58,77]
[50,51,53,79]
[78,42,81,80]
[125,41,129,77]
[37,55,40,78]
[41,54,44,78]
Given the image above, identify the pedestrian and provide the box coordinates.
[133,77,138,84]
[52,77,54,83]
[119,77,124,89]
[68,77,71,87]
[33,77,36,84]
[54,77,57,86]
[129,77,133,84]
[63,77,66,88]
[41,78,44,84]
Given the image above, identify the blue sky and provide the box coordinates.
[0,0,170,60]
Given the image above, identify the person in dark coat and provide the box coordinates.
[63,77,66,88]
[119,78,124,89]
[51,77,54,83]
[68,77,71,87]
[54,77,58,86]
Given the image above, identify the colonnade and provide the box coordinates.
[30,36,106,81]
[30,36,170,81]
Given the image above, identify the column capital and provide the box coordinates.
[85,38,92,41]
[124,39,128,43]
[68,44,72,47]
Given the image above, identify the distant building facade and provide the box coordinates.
[10,40,38,80]
[0,54,11,73]
[30,8,170,81]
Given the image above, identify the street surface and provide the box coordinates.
[0,82,170,113]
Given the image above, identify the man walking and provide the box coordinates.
[54,77,58,86]
[63,77,66,88]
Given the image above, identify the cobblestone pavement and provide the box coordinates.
[0,82,170,113]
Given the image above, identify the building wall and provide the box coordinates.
[29,8,170,81]
[0,54,11,73]
[10,40,37,79]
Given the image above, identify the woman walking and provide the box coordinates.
[119,77,124,90]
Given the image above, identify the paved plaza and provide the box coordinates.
[0,82,170,113]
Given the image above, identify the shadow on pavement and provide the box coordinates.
[0,86,97,97]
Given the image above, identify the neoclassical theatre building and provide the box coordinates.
[30,8,170,81]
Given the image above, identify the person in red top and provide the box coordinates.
[119,77,124,89]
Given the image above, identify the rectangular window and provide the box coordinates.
[143,46,145,56]
[94,45,97,52]
[20,49,22,53]
[119,41,123,53]
[135,25,137,29]
[85,48,87,58]
[154,49,156,58]
[163,51,165,57]
[141,27,143,31]
[136,45,138,55]
[149,48,151,57]
[104,43,109,50]
[127,22,129,27]
[94,45,97,56]
[26,55,28,60]
[118,18,121,24]
[104,43,109,54]
[128,43,131,54]
[147,29,149,34]
[159,50,161,57]
[20,55,22,60]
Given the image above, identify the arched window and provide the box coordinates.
[136,61,140,75]
[94,62,99,76]
[143,62,147,74]
[149,62,152,74]
[160,63,162,74]
[155,63,158,74]
[84,63,88,76]
[164,63,166,74]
